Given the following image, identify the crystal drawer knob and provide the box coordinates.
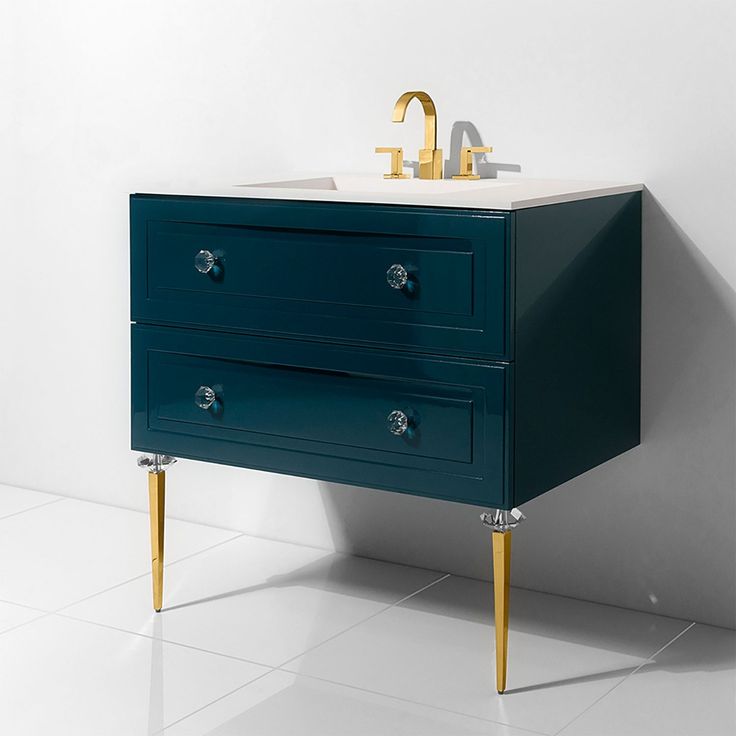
[387,410,409,436]
[386,263,409,290]
[195,385,217,410]
[195,249,216,274]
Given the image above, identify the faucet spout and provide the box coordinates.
[391,90,443,180]
[392,90,437,151]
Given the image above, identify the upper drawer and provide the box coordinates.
[130,196,512,359]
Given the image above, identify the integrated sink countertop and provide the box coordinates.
[139,174,642,210]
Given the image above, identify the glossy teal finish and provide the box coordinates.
[132,324,510,508]
[131,195,512,359]
[130,191,641,509]
[513,193,641,504]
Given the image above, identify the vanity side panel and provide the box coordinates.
[513,192,641,506]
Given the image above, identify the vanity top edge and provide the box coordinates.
[133,175,643,211]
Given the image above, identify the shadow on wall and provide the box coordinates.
[318,190,736,629]
[403,120,521,179]
[445,120,521,179]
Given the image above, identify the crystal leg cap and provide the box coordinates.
[137,454,177,474]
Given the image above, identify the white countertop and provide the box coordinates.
[138,174,643,211]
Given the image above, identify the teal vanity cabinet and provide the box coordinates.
[130,186,641,693]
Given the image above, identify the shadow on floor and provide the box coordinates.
[160,552,443,614]
[315,192,736,630]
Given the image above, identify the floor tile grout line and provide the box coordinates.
[9,482,332,551]
[8,487,456,581]
[392,572,453,608]
[153,667,280,735]
[635,620,697,664]
[0,597,50,613]
[54,610,275,668]
[56,571,450,679]
[52,528,426,619]
[0,497,66,523]
[276,572,451,670]
[0,480,63,499]
[481,577,697,632]
[2,526,708,736]
[2,491,724,631]
[0,610,56,639]
[12,583,695,736]
[272,668,552,736]
[58,572,451,676]
[5,486,253,540]
[53,488,455,580]
[51,572,151,614]
[53,532,249,615]
[162,532,248,569]
[4,483,408,564]
[7,490,709,632]
[48,543,449,670]
[32,483,435,573]
[186,527,336,558]
[3,493,713,735]
[552,620,698,736]
[10,486,230,532]
[52,567,449,673]
[0,495,244,615]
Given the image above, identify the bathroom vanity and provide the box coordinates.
[131,173,641,693]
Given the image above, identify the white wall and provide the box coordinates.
[2,0,734,628]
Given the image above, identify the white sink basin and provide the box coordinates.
[240,175,511,194]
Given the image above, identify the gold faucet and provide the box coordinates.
[391,91,443,180]
[453,146,493,180]
[375,147,409,179]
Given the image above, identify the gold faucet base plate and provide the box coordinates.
[384,174,411,179]
[452,174,481,181]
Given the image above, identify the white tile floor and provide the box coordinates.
[0,484,733,736]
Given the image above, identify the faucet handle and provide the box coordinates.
[375,147,410,179]
[452,146,493,180]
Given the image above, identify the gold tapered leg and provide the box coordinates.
[492,530,512,694]
[148,471,166,612]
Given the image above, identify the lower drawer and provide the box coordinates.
[131,325,511,507]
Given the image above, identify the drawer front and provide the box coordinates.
[131,325,511,507]
[130,196,512,359]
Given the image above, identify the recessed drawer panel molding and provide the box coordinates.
[150,221,475,316]
[131,324,511,507]
[130,196,512,359]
